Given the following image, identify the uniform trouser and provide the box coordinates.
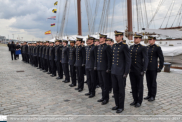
[129,72,144,104]
[146,70,157,98]
[108,73,112,92]
[70,65,76,85]
[11,51,16,60]
[76,66,84,89]
[37,57,41,68]
[86,68,96,95]
[22,53,24,61]
[27,54,29,63]
[40,57,44,70]
[62,63,70,81]
[29,54,31,64]
[33,56,38,67]
[97,70,109,101]
[44,59,48,71]
[50,60,56,75]
[21,53,23,60]
[47,59,51,73]
[95,71,100,86]
[56,61,63,78]
[111,74,126,109]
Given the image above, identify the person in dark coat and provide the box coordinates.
[49,42,56,77]
[7,42,11,51]
[144,36,164,102]
[9,41,16,60]
[111,31,130,113]
[68,40,76,87]
[61,40,70,83]
[129,34,148,108]
[74,37,86,92]
[96,33,112,105]
[84,35,97,98]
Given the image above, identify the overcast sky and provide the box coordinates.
[0,0,181,41]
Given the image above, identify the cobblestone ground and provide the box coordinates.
[0,45,182,122]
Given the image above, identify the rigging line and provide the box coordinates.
[85,0,91,34]
[148,0,165,26]
[144,0,149,28]
[171,4,182,27]
[92,0,100,34]
[109,0,115,37]
[65,0,71,36]
[56,0,61,38]
[138,0,144,29]
[178,10,182,26]
[166,0,175,28]
[160,0,174,28]
[103,0,110,33]
[98,0,106,33]
[148,0,156,29]
[136,0,139,32]
[74,0,78,33]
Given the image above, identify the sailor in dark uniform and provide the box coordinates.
[49,42,56,77]
[106,38,113,93]
[39,42,43,70]
[36,42,40,68]
[129,34,148,107]
[61,40,70,83]
[84,35,97,98]
[96,33,112,105]
[94,39,100,88]
[41,42,46,71]
[111,31,130,113]
[33,43,38,67]
[54,40,63,79]
[144,36,164,101]
[68,40,76,87]
[24,42,28,63]
[75,37,86,92]
[44,41,50,72]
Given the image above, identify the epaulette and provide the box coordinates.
[157,45,160,47]
[123,43,126,44]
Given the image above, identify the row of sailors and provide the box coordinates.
[20,31,164,113]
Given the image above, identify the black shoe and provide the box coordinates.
[144,96,151,100]
[64,80,70,83]
[43,70,47,72]
[47,72,51,74]
[69,84,76,87]
[97,99,104,102]
[84,81,87,83]
[102,100,108,105]
[89,94,95,98]
[85,93,90,96]
[148,97,155,102]
[112,106,119,110]
[50,75,56,77]
[135,103,141,107]
[56,77,61,79]
[78,89,83,92]
[96,85,100,88]
[116,109,124,113]
[130,101,137,106]
[112,95,114,98]
[130,91,132,93]
[75,88,79,90]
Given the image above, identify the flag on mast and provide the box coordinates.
[47,16,56,20]
[52,9,57,13]
[54,1,58,6]
[51,23,55,27]
[45,30,51,35]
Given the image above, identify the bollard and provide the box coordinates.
[164,62,172,72]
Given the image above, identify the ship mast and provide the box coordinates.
[127,0,133,40]
[77,0,82,36]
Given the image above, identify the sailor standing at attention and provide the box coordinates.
[111,31,130,113]
[144,36,164,102]
[129,34,148,108]
[96,33,112,105]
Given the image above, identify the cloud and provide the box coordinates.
[0,0,182,41]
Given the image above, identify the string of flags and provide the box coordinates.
[45,1,58,35]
